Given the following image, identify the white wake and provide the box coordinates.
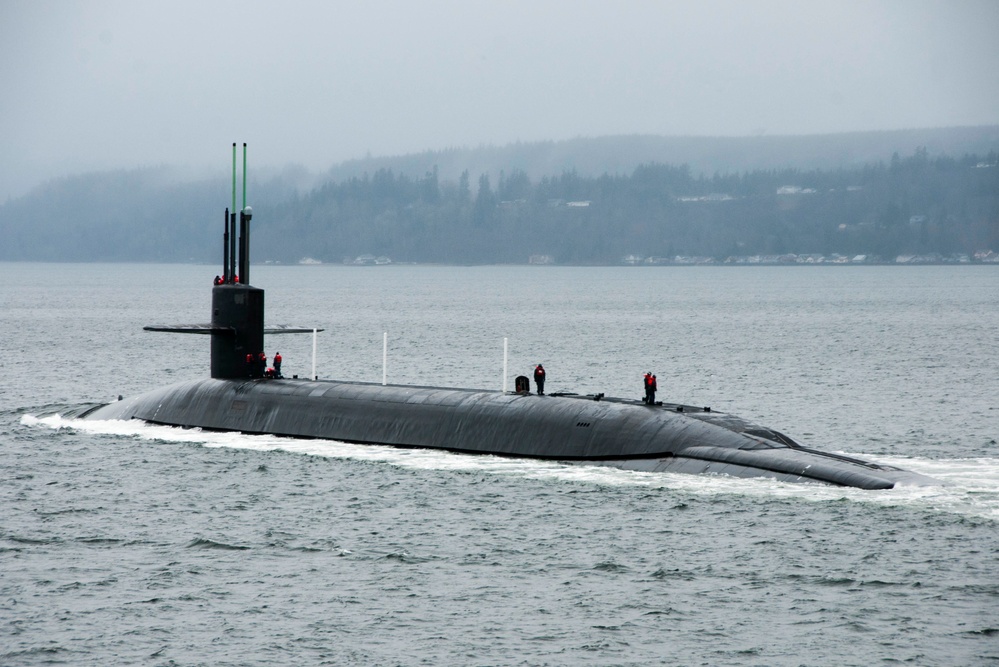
[22,413,999,521]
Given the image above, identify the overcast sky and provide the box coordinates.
[2,0,997,200]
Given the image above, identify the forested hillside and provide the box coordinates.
[327,126,999,185]
[2,133,997,264]
[258,149,999,264]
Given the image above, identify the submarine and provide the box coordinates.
[78,144,939,490]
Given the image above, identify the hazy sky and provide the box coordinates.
[2,0,997,200]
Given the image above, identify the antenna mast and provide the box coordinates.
[237,143,251,286]
[229,143,237,283]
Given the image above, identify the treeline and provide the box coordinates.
[2,147,997,264]
[327,126,999,186]
[255,148,999,263]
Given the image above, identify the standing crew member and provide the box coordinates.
[534,364,546,395]
[649,374,658,405]
[246,353,255,377]
[258,352,267,378]
[643,372,652,403]
[274,352,282,378]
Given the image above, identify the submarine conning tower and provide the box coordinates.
[143,143,318,378]
[212,142,263,379]
[211,283,264,379]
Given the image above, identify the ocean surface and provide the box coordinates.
[3,263,998,666]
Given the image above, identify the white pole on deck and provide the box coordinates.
[502,337,508,393]
[312,328,318,380]
[382,332,388,385]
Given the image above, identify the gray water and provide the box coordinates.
[3,263,998,666]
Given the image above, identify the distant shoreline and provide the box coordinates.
[2,259,996,268]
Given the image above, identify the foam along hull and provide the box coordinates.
[81,378,939,490]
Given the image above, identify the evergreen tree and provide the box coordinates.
[473,173,495,226]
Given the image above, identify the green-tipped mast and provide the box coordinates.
[222,143,251,285]
[242,142,247,213]
[237,143,251,286]
[228,144,237,282]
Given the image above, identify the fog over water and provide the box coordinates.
[2,0,998,200]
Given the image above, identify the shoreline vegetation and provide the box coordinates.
[4,254,996,267]
[2,130,997,265]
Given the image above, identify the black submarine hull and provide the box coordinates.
[81,377,938,490]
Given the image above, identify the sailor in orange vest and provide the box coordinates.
[274,352,282,378]
[534,364,546,395]
[257,352,267,377]
[643,372,652,403]
[246,353,254,377]
[648,374,658,405]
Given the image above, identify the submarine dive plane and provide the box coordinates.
[78,144,940,490]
